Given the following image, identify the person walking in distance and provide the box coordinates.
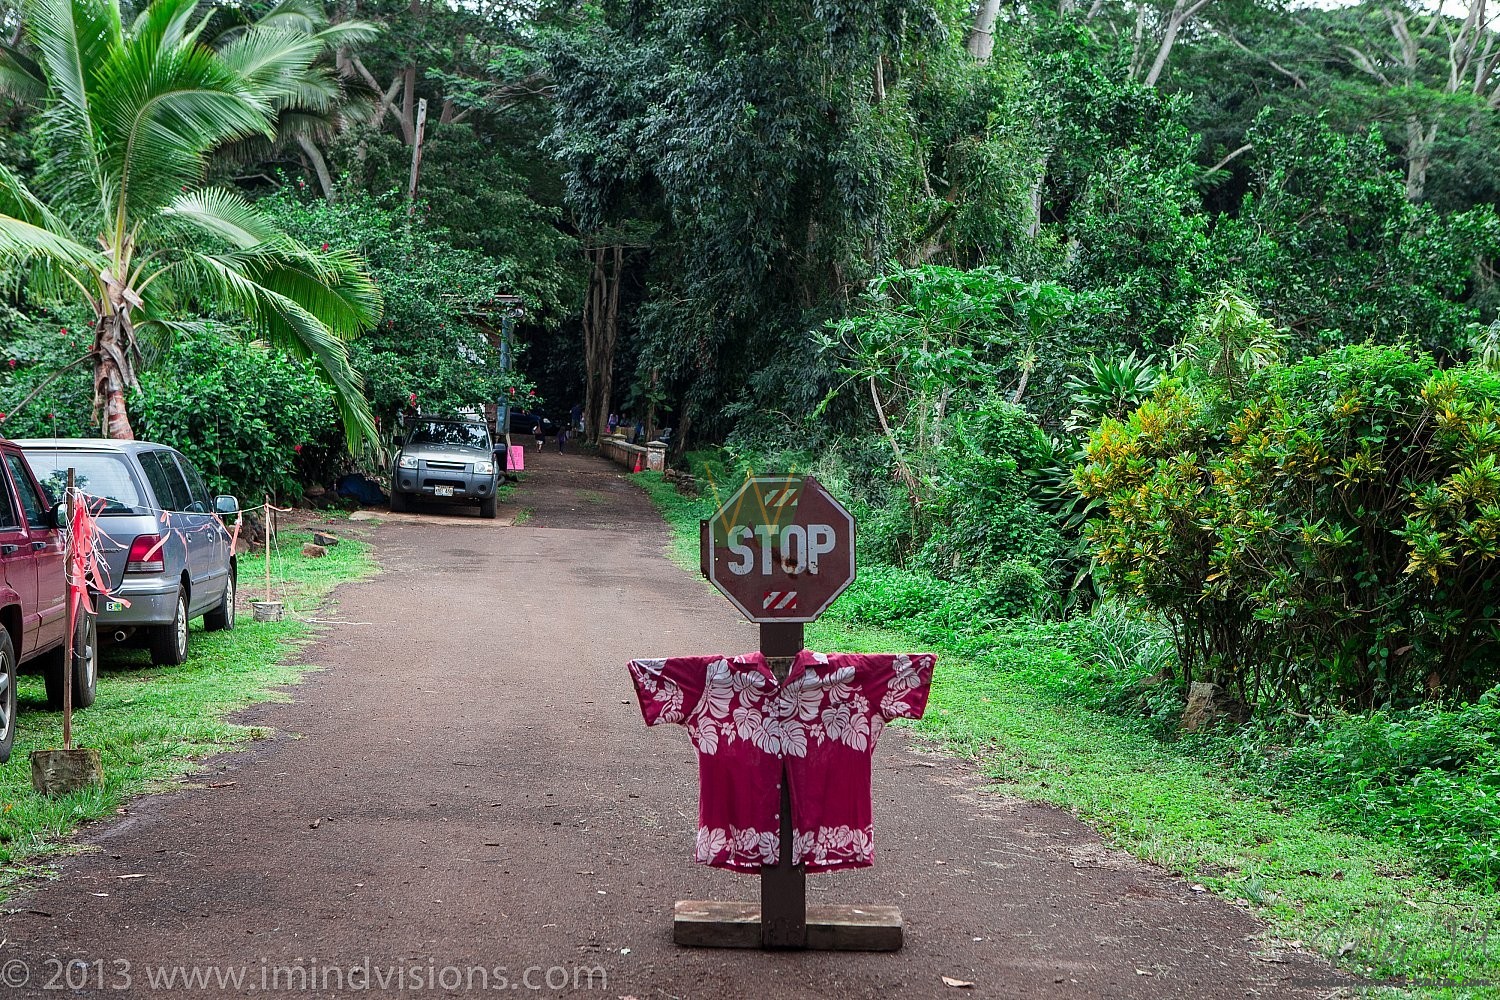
[533,420,546,453]
[556,423,568,453]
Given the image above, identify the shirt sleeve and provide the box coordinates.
[870,653,937,722]
[627,656,711,727]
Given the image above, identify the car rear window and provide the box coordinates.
[23,451,146,513]
[139,451,192,511]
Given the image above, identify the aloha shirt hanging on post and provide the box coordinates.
[628,649,936,873]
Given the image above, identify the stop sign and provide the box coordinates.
[699,475,856,623]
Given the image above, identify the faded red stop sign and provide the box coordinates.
[700,475,856,623]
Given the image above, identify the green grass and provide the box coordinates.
[633,470,1500,997]
[0,529,375,893]
[513,506,534,525]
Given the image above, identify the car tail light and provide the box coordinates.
[126,534,166,573]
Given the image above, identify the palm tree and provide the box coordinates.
[0,0,381,442]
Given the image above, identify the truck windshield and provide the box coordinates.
[23,452,146,513]
[407,421,490,450]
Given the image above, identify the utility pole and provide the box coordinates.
[406,98,428,216]
[494,296,524,460]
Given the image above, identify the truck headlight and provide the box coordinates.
[475,461,495,475]
[398,455,418,469]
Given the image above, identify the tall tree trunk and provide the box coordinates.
[1405,117,1437,201]
[1144,0,1212,87]
[581,245,625,444]
[296,136,336,202]
[966,0,1001,61]
[94,311,135,440]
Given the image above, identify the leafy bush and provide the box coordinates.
[831,564,1000,647]
[915,398,1063,586]
[0,302,99,437]
[0,314,339,503]
[134,329,339,503]
[1078,343,1500,709]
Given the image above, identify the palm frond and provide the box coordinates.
[156,250,378,444]
[152,186,295,249]
[0,214,102,293]
[0,41,46,100]
[126,0,200,56]
[22,0,120,113]
[92,34,274,218]
[0,160,70,231]
[215,25,326,107]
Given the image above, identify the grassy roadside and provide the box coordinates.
[633,470,1498,998]
[0,528,375,892]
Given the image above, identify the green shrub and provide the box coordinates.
[134,329,339,503]
[1079,344,1500,709]
[832,564,998,646]
[915,398,1063,584]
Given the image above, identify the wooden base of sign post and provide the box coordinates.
[671,622,904,953]
[672,901,904,951]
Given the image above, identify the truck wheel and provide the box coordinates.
[480,496,497,519]
[150,589,189,666]
[204,572,235,632]
[44,608,98,709]
[0,631,16,764]
[390,490,409,513]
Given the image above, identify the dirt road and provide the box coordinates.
[0,451,1338,998]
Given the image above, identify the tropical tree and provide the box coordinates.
[0,0,381,441]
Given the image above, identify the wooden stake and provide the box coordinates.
[62,468,74,751]
[760,621,805,949]
[264,497,272,604]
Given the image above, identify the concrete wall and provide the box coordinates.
[599,434,667,473]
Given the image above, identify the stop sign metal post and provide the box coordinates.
[673,475,899,951]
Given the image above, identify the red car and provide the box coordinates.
[0,439,97,763]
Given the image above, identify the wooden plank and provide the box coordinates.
[673,900,761,949]
[673,901,903,952]
[806,904,904,952]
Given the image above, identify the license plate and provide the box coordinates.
[105,601,124,612]
[434,486,454,497]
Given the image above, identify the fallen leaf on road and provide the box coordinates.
[1134,969,1152,976]
[207,781,236,788]
[1190,884,1206,892]
[309,818,323,829]
[117,875,147,880]
[89,893,108,898]
[940,976,974,988]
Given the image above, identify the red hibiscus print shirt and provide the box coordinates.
[628,649,936,873]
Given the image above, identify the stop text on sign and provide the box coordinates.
[724,523,838,575]
[701,475,857,623]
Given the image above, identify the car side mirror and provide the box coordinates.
[47,502,66,530]
[214,495,240,516]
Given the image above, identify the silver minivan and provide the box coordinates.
[18,440,239,665]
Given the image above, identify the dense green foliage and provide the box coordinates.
[1078,345,1500,709]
